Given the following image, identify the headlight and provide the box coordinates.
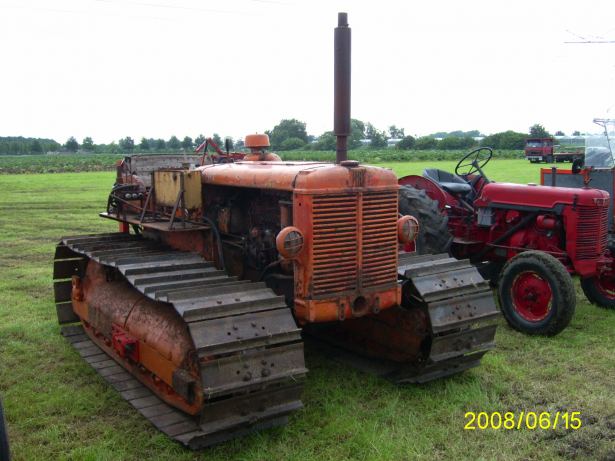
[397,215,419,243]
[276,226,305,259]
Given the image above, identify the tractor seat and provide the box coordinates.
[423,168,472,195]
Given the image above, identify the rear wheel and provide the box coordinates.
[497,251,575,336]
[0,397,9,461]
[399,186,452,255]
[581,274,615,309]
[581,245,615,309]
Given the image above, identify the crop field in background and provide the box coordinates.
[0,149,524,174]
[1,160,614,461]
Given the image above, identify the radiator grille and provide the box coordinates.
[361,192,399,288]
[576,205,608,260]
[311,192,398,296]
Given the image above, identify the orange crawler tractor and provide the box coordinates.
[52,14,498,448]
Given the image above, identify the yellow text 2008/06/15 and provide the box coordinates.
[464,411,582,430]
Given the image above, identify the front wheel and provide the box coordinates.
[497,251,575,336]
[581,274,615,309]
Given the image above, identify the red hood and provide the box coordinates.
[475,182,610,209]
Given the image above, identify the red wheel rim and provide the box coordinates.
[594,273,615,299]
[510,271,552,322]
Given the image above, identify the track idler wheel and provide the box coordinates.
[498,251,575,336]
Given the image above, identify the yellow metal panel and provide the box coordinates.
[154,170,202,209]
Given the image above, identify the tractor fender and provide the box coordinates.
[398,175,451,211]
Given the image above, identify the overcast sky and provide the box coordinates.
[1,0,614,144]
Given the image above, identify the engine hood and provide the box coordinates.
[476,182,610,209]
[197,161,398,193]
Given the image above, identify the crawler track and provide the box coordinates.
[307,252,499,383]
[395,252,499,382]
[53,233,306,449]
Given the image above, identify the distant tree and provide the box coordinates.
[119,136,135,152]
[266,119,308,149]
[181,136,193,150]
[139,137,150,150]
[167,135,181,149]
[430,130,481,138]
[155,139,166,150]
[365,122,388,148]
[30,139,43,153]
[194,134,206,148]
[555,130,565,136]
[279,137,306,150]
[370,132,388,148]
[529,124,550,137]
[350,119,365,149]
[82,137,94,151]
[499,131,527,149]
[313,131,336,150]
[481,131,527,150]
[365,122,378,140]
[211,133,223,147]
[439,136,476,150]
[65,136,79,152]
[107,141,120,154]
[396,135,416,150]
[415,136,438,150]
[235,138,245,150]
[388,125,405,139]
[572,130,581,136]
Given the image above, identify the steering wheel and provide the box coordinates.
[455,147,493,177]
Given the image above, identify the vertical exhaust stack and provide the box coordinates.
[334,12,351,164]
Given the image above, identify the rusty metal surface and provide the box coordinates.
[53,233,307,448]
[197,161,398,194]
[60,325,302,449]
[306,252,499,383]
[334,12,351,163]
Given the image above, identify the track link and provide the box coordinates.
[395,252,499,382]
[307,252,499,383]
[53,233,307,449]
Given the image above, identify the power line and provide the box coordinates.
[564,40,615,44]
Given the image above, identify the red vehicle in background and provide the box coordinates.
[525,137,583,164]
[399,147,614,337]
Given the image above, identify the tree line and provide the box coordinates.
[0,121,578,155]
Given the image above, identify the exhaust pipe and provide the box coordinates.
[334,12,351,164]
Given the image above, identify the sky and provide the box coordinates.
[1,0,614,144]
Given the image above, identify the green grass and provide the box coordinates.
[1,160,614,461]
[379,159,551,185]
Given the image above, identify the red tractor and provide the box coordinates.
[399,147,612,336]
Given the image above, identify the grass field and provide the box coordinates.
[1,160,614,461]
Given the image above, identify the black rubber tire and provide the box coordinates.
[399,185,452,255]
[580,277,615,309]
[497,251,575,336]
[0,398,10,461]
